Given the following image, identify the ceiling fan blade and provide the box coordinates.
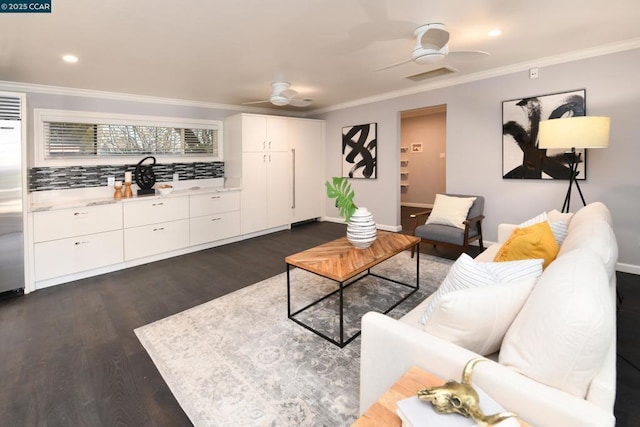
[447,50,490,60]
[242,99,270,105]
[375,58,412,72]
[288,98,312,107]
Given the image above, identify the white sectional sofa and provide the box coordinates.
[359,202,618,426]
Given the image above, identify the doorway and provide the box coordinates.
[399,105,447,233]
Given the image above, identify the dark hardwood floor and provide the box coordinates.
[0,212,638,426]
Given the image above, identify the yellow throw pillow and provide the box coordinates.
[494,221,559,269]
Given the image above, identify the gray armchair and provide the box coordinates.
[410,194,485,258]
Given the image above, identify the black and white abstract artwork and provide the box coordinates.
[342,123,377,179]
[502,89,586,180]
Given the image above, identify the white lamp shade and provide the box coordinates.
[538,116,610,149]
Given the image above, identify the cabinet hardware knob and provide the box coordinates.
[152,202,164,206]
[73,211,88,216]
[74,241,88,245]
[153,227,165,232]
[211,217,221,221]
[211,196,220,199]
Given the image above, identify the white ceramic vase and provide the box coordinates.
[346,207,377,249]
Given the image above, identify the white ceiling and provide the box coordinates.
[2,0,640,112]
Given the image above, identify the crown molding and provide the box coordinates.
[1,38,639,118]
[310,38,640,115]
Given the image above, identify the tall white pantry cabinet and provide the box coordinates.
[224,113,325,235]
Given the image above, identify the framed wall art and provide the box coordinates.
[342,122,377,179]
[502,89,586,180]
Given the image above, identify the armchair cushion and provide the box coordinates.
[425,193,476,229]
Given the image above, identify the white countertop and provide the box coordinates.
[30,181,241,212]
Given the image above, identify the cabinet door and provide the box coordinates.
[190,211,241,246]
[241,115,267,152]
[291,120,325,222]
[190,191,240,217]
[266,116,291,151]
[33,203,122,242]
[240,152,268,234]
[34,230,124,281]
[124,219,190,261]
[266,151,293,228]
[123,196,189,228]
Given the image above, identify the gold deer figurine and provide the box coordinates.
[417,357,518,426]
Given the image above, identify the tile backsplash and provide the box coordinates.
[29,161,224,192]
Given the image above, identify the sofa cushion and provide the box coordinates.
[425,194,476,230]
[494,221,559,269]
[420,254,543,324]
[423,276,536,355]
[558,203,618,279]
[499,249,615,398]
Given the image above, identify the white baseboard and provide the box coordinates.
[616,262,640,275]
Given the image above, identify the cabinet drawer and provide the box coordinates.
[190,211,241,246]
[190,191,240,217]
[123,219,189,260]
[33,203,122,242]
[34,230,124,281]
[123,196,188,228]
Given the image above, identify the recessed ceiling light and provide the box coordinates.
[488,29,502,37]
[62,54,78,63]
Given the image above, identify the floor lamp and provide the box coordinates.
[538,116,610,213]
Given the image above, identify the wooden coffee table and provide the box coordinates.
[285,231,420,347]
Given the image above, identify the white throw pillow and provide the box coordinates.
[420,254,543,324]
[424,277,536,355]
[499,249,615,398]
[518,211,570,246]
[425,194,476,230]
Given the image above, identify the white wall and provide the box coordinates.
[316,48,640,271]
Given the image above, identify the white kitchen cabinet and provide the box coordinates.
[32,203,124,282]
[190,212,241,246]
[124,219,190,260]
[189,191,240,217]
[189,191,241,245]
[34,230,124,281]
[33,203,122,242]
[123,196,189,228]
[291,119,325,223]
[241,114,290,152]
[123,196,190,260]
[240,151,292,234]
[224,113,324,235]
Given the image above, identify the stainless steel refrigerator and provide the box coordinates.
[0,117,25,294]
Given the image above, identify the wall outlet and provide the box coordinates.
[107,176,115,186]
[529,68,539,79]
[173,173,179,182]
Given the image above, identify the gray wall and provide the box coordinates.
[317,48,640,272]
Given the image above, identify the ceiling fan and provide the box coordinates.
[244,82,312,107]
[376,23,490,71]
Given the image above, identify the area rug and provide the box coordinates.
[135,251,453,426]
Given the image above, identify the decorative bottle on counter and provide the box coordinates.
[114,181,124,200]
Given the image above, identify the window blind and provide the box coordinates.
[43,122,218,158]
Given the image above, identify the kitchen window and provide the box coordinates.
[34,109,223,166]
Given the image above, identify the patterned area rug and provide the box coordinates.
[135,250,452,426]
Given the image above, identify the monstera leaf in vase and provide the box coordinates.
[325,177,358,223]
